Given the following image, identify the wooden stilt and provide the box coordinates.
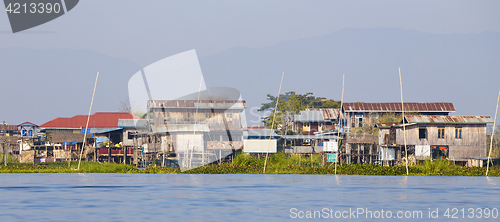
[124,145,127,164]
[357,144,360,164]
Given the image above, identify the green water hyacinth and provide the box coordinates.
[0,153,499,176]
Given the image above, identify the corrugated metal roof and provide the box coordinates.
[152,124,210,133]
[405,115,493,124]
[343,102,455,112]
[148,100,246,110]
[40,113,139,128]
[295,108,341,122]
[1,125,19,131]
[319,108,341,119]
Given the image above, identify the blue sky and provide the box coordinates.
[0,1,499,125]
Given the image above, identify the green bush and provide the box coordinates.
[1,154,499,176]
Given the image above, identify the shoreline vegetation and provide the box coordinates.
[0,152,498,176]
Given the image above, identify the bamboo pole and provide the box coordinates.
[263,72,284,173]
[399,67,409,175]
[2,121,6,166]
[486,90,500,176]
[77,71,99,170]
[335,75,345,175]
[191,76,203,168]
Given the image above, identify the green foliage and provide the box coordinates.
[378,112,402,123]
[0,161,178,174]
[1,155,499,176]
[377,112,420,124]
[133,112,147,119]
[233,151,264,166]
[259,91,340,112]
[77,161,137,173]
[259,91,341,131]
[186,153,500,176]
[0,154,18,164]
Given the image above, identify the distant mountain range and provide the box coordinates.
[1,28,499,126]
[199,28,500,126]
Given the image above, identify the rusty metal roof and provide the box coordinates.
[1,125,19,131]
[343,102,455,112]
[405,115,493,124]
[295,108,341,122]
[148,100,246,110]
[318,108,341,120]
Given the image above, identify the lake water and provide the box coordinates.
[0,174,499,221]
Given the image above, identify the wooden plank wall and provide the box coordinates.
[48,133,85,143]
[153,109,242,129]
[396,124,487,146]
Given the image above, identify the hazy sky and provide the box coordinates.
[1,0,499,125]
[1,0,499,66]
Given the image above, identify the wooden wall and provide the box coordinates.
[394,124,487,160]
[152,109,242,130]
[396,124,487,146]
[449,145,486,160]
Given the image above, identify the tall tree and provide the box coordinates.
[259,91,341,133]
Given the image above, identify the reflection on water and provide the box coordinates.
[0,174,498,221]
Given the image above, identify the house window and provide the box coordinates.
[355,114,363,128]
[418,126,427,139]
[188,113,191,118]
[455,126,462,139]
[437,126,445,139]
